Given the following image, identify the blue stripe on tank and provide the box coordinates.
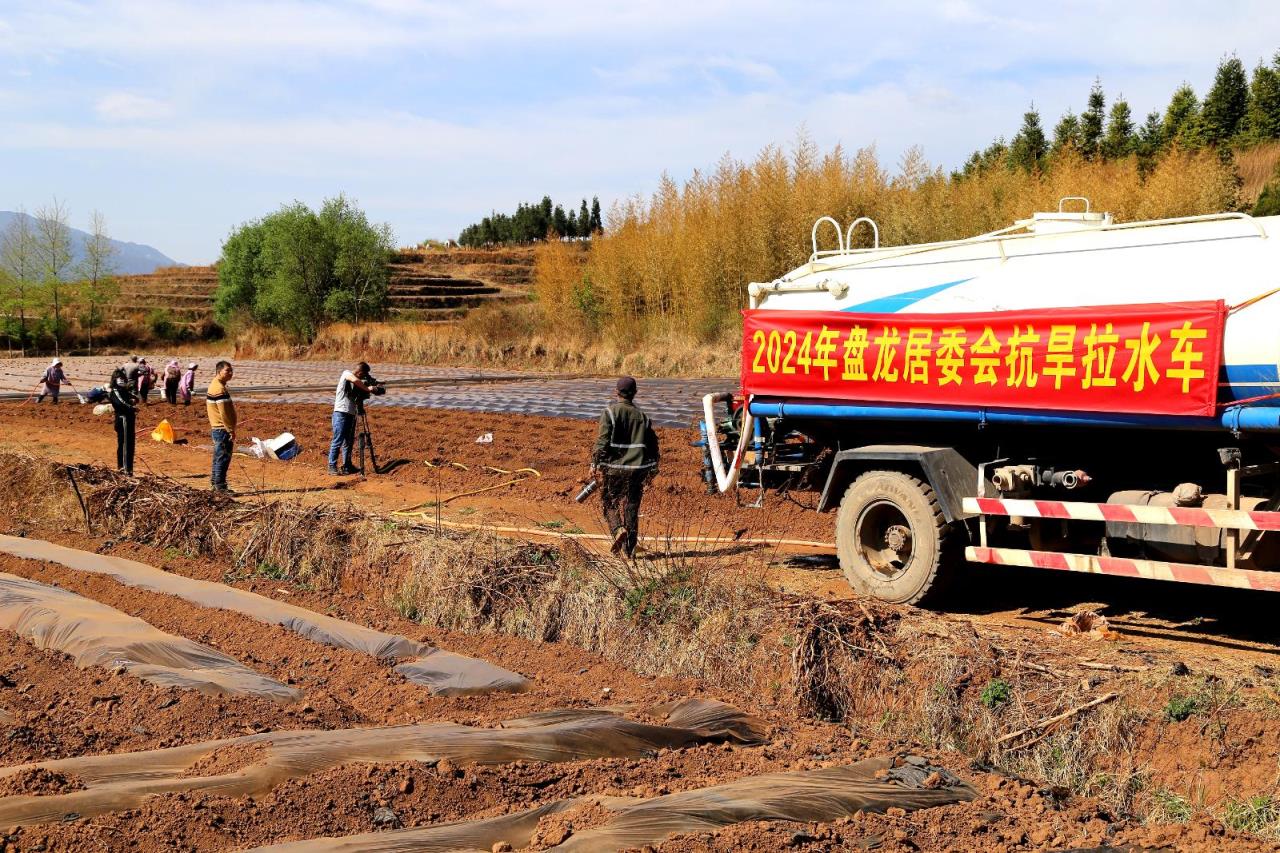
[841,278,972,313]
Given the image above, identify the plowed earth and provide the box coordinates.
[2,394,1280,850]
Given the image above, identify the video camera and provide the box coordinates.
[350,375,387,414]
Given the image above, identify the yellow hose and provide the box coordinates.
[395,462,542,509]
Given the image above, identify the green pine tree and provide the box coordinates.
[1202,55,1250,145]
[1102,97,1136,158]
[1163,84,1205,148]
[1009,105,1047,172]
[1241,53,1280,143]
[1080,80,1106,158]
[589,197,603,234]
[1051,110,1082,154]
[1135,110,1165,166]
[578,199,590,238]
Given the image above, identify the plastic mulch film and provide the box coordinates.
[253,800,577,852]
[248,757,976,852]
[554,758,977,851]
[0,535,529,696]
[0,699,764,827]
[0,572,298,703]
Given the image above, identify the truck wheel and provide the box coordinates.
[836,470,957,606]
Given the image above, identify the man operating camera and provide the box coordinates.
[328,361,385,475]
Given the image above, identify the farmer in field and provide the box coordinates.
[591,376,660,558]
[178,362,197,406]
[108,367,137,475]
[162,358,182,405]
[140,358,161,404]
[37,359,67,404]
[329,361,379,475]
[206,360,236,493]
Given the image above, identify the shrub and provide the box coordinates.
[980,678,1012,709]
[1163,695,1199,722]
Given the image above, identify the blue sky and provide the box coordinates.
[1,1,1277,263]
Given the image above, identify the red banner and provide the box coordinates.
[741,301,1226,417]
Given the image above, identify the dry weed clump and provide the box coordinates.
[391,529,782,695]
[0,453,383,589]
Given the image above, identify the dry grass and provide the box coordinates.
[235,305,739,378]
[1236,142,1280,204]
[390,528,782,693]
[535,138,1245,346]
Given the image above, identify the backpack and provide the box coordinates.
[166,363,181,380]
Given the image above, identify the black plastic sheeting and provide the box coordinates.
[0,572,298,703]
[0,699,765,827]
[250,757,976,852]
[0,535,529,696]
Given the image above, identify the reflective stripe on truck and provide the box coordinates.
[966,545,1280,592]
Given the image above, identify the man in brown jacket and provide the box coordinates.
[591,376,660,558]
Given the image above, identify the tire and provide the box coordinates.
[835,470,958,606]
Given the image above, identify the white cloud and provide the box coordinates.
[94,92,174,121]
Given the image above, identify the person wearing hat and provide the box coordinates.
[162,358,183,405]
[37,359,67,403]
[591,376,661,558]
[178,362,198,406]
[136,357,156,405]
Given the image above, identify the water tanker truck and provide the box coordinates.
[701,200,1280,605]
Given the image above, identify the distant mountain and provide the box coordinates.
[0,210,182,276]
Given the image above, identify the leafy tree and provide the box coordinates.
[76,210,119,355]
[214,194,394,341]
[254,202,333,338]
[552,203,568,237]
[0,207,38,353]
[1008,106,1047,172]
[1102,97,1136,158]
[1051,110,1082,154]
[1241,54,1280,143]
[1163,84,1205,148]
[1202,55,1250,145]
[34,199,74,355]
[1081,80,1106,158]
[320,194,393,323]
[578,199,590,237]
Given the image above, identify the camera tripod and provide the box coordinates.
[354,407,410,476]
[355,408,381,475]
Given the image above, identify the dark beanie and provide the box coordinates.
[616,376,637,396]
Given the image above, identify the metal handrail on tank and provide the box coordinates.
[810,217,844,260]
[845,217,880,251]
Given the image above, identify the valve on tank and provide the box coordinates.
[992,464,1091,530]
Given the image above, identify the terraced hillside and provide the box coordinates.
[110,247,538,327]
[385,246,535,321]
[114,265,219,329]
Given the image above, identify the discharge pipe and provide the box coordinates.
[702,392,754,493]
